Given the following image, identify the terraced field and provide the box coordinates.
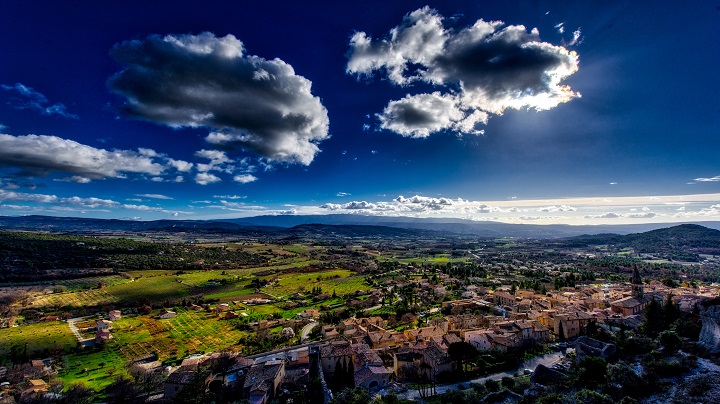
[264,269,370,296]
[111,309,244,362]
[32,270,246,307]
[31,288,118,308]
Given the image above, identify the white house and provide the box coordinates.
[159,310,177,319]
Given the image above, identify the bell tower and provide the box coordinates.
[631,265,643,298]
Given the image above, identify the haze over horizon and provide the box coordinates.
[1,1,719,226]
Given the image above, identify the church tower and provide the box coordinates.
[631,265,644,298]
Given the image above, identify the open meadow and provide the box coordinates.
[0,321,76,360]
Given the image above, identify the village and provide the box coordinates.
[3,258,719,403]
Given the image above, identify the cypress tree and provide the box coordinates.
[346,358,355,388]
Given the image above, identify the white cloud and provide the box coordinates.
[195,149,231,164]
[536,205,576,212]
[0,190,188,216]
[194,149,236,174]
[310,192,720,225]
[693,175,720,182]
[213,194,246,200]
[138,148,158,157]
[567,28,583,46]
[168,159,193,172]
[0,134,165,181]
[583,212,620,219]
[195,172,221,185]
[233,174,258,184]
[378,92,485,138]
[0,83,78,119]
[62,196,118,209]
[136,193,173,200]
[55,176,93,184]
[109,32,329,165]
[673,204,720,218]
[336,192,351,197]
[519,216,542,221]
[0,189,58,204]
[347,7,579,137]
[583,211,658,219]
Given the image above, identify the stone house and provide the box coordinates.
[243,360,285,404]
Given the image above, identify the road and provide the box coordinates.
[300,321,318,343]
[396,351,566,400]
[67,316,96,347]
[363,296,402,313]
[248,339,328,364]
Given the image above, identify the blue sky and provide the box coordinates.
[0,1,719,225]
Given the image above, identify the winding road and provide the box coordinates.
[300,321,319,343]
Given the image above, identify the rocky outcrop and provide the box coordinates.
[531,364,569,386]
[480,388,523,403]
[699,301,720,353]
[574,336,616,362]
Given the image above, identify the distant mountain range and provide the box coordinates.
[227,214,720,239]
[556,224,720,261]
[2,214,720,239]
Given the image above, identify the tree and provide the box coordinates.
[658,330,682,353]
[558,320,566,342]
[331,386,370,404]
[585,319,598,338]
[174,370,211,404]
[662,294,680,328]
[607,360,643,397]
[129,365,164,398]
[207,351,236,379]
[346,357,355,389]
[574,389,614,404]
[61,383,95,404]
[484,379,499,392]
[447,341,477,374]
[575,356,608,388]
[331,359,347,392]
[641,299,663,337]
[105,376,136,403]
[399,362,434,399]
[280,327,296,340]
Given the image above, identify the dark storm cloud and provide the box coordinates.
[109,32,329,165]
[347,7,579,137]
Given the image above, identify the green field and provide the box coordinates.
[61,345,127,392]
[54,308,248,392]
[32,288,118,308]
[264,269,370,296]
[32,270,251,307]
[0,321,77,360]
[30,266,368,311]
[111,309,245,363]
